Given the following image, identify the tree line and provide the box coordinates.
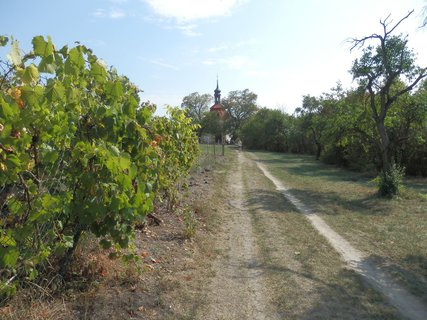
[182,11,427,196]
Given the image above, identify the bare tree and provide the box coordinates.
[350,10,427,172]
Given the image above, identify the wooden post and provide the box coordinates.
[221,133,225,156]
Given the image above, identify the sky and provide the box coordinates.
[1,0,426,115]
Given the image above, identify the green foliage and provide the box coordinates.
[150,107,200,208]
[178,205,198,239]
[376,164,405,197]
[200,111,223,137]
[240,108,290,152]
[222,89,258,140]
[181,92,213,129]
[0,36,8,47]
[295,95,328,159]
[0,36,199,297]
[350,12,427,187]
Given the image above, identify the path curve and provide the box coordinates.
[255,159,427,320]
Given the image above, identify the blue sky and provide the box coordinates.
[1,0,426,115]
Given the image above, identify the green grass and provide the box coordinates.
[194,144,232,173]
[405,177,427,195]
[250,151,427,303]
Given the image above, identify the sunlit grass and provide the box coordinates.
[250,151,427,302]
[241,153,399,319]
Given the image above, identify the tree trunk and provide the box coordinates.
[375,119,392,172]
[59,227,83,278]
[310,127,322,160]
[315,142,322,160]
[221,133,225,156]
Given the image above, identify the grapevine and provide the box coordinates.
[0,35,199,297]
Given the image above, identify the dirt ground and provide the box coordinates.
[3,148,425,319]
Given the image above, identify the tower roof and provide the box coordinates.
[214,78,221,104]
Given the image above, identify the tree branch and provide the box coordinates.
[387,10,414,36]
[350,10,413,51]
[0,63,15,90]
[18,173,32,214]
[0,143,15,154]
[349,34,382,51]
[389,70,427,105]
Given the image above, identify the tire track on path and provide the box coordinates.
[255,159,427,320]
[197,152,272,320]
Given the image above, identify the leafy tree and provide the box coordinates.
[295,95,327,160]
[393,80,427,175]
[350,11,427,194]
[322,87,378,170]
[221,89,258,140]
[240,108,290,152]
[181,92,212,129]
[200,111,222,138]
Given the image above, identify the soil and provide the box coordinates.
[195,151,273,319]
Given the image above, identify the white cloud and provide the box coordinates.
[144,0,246,22]
[236,38,260,47]
[202,60,216,65]
[245,70,282,78]
[150,59,179,70]
[207,44,229,53]
[224,56,252,69]
[175,24,201,37]
[204,38,257,54]
[84,39,107,47]
[93,7,126,19]
[93,8,106,17]
[201,55,253,70]
[110,8,126,19]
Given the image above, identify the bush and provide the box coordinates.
[377,164,405,197]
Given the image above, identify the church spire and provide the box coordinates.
[214,78,221,104]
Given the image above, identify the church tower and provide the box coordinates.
[210,79,226,119]
[214,79,221,104]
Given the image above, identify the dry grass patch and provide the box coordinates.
[241,155,399,319]
[251,151,427,303]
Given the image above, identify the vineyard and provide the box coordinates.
[1,8,427,319]
[0,36,199,298]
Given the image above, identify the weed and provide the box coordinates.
[179,206,198,239]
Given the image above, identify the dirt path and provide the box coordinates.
[196,150,405,319]
[255,158,427,320]
[197,152,275,320]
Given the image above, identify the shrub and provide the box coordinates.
[377,164,405,197]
